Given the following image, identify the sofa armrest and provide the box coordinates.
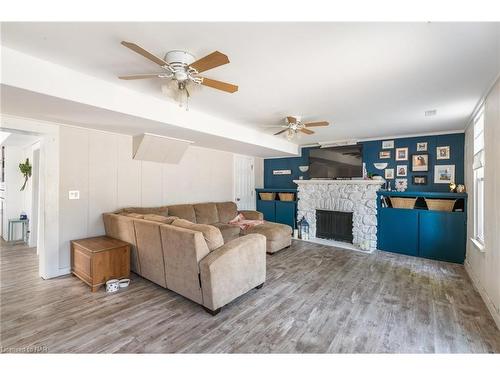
[199,234,266,310]
[238,210,264,220]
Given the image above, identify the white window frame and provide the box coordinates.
[472,108,485,250]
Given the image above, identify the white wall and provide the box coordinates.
[58,125,261,270]
[464,77,500,329]
[1,145,25,240]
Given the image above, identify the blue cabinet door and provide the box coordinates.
[275,201,296,228]
[378,208,419,256]
[418,211,466,263]
[257,200,275,222]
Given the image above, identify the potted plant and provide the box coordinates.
[19,158,32,191]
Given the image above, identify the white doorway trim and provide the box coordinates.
[1,115,61,279]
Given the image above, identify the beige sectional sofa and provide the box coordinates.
[103,201,292,314]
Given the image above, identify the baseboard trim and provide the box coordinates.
[464,259,500,330]
[41,267,71,280]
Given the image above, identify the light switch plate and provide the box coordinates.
[68,190,80,200]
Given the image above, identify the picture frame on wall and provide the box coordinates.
[416,142,428,152]
[379,150,391,159]
[396,165,407,177]
[395,178,408,192]
[395,147,408,161]
[382,140,394,149]
[434,165,455,184]
[412,175,427,185]
[436,146,450,160]
[385,168,394,179]
[412,153,429,172]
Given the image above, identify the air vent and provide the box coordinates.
[425,109,437,117]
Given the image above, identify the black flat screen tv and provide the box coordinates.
[309,145,363,179]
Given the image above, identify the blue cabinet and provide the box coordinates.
[378,208,419,256]
[418,211,466,263]
[256,189,297,228]
[257,200,276,222]
[377,191,467,264]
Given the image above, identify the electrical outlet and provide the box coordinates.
[68,190,80,200]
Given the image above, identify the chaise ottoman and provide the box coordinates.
[242,222,292,254]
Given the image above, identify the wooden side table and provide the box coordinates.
[71,236,130,292]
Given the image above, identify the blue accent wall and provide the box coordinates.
[264,133,464,192]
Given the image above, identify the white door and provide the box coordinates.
[234,155,255,210]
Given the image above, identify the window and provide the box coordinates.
[473,109,485,246]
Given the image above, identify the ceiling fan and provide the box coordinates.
[118,41,238,108]
[268,116,330,140]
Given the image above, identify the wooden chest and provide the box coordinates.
[71,236,130,292]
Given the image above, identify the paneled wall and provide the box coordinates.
[464,78,500,328]
[264,133,465,192]
[58,126,249,270]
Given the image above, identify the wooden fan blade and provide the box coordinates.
[304,121,329,127]
[300,128,315,135]
[118,74,161,80]
[190,51,230,73]
[274,129,288,135]
[201,77,238,93]
[121,41,169,67]
[286,116,298,124]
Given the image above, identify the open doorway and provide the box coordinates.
[0,130,41,251]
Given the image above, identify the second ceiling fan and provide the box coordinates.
[118,41,238,107]
[272,116,330,140]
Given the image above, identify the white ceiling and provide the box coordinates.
[1,22,499,145]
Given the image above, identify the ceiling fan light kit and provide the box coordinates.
[118,41,238,109]
[271,116,330,140]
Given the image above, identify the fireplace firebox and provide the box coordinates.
[315,209,353,243]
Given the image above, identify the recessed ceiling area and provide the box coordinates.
[1,22,499,145]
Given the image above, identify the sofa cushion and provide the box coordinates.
[167,204,197,223]
[194,203,219,224]
[242,222,292,241]
[143,214,178,224]
[126,213,144,219]
[120,206,169,216]
[171,219,224,251]
[216,202,239,223]
[212,223,241,243]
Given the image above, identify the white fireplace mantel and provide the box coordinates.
[293,179,385,186]
[294,179,384,252]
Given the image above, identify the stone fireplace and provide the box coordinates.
[294,180,384,252]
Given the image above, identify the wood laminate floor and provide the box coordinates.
[1,239,499,353]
